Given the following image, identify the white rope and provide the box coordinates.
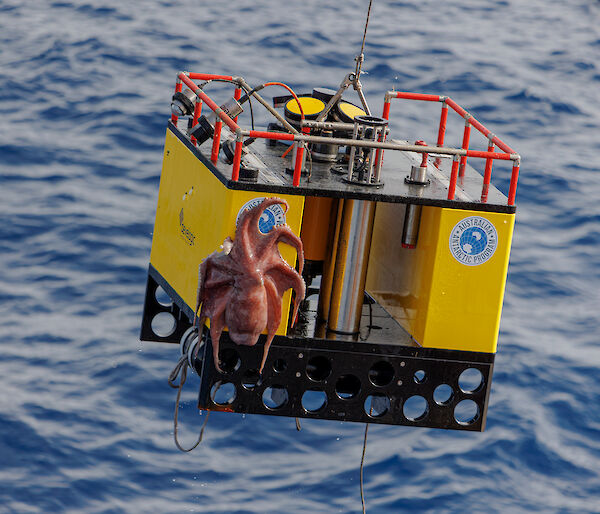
[168,333,209,452]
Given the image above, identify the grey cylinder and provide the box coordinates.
[401,204,422,249]
[327,199,376,334]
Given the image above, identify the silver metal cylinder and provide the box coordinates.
[311,130,339,162]
[401,204,422,249]
[327,199,376,334]
[209,98,243,126]
[409,165,428,184]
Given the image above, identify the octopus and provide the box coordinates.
[194,197,305,374]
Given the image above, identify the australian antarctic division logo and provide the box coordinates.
[449,216,498,266]
[236,197,286,234]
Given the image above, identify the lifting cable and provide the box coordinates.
[360,421,370,514]
[356,3,374,509]
[354,0,374,82]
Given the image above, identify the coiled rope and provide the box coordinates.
[168,335,210,452]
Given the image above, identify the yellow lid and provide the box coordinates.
[285,97,325,116]
[338,102,366,120]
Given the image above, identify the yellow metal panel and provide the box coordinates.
[150,129,305,335]
[366,204,514,353]
[424,208,514,353]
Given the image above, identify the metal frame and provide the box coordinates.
[196,332,494,432]
[171,71,521,205]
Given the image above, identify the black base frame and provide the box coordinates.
[196,331,493,432]
[141,268,495,432]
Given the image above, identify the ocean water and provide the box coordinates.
[1,0,599,512]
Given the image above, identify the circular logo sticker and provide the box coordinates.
[236,197,286,234]
[449,216,498,266]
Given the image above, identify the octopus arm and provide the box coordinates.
[195,253,236,324]
[257,224,305,276]
[260,277,283,373]
[264,261,306,328]
[201,286,233,373]
[231,197,290,265]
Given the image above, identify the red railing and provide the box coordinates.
[171,73,521,206]
[383,91,520,205]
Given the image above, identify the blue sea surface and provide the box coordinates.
[1,0,599,512]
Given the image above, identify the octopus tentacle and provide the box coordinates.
[247,197,289,231]
[195,254,236,325]
[260,278,283,374]
[256,224,304,276]
[232,198,289,265]
[201,287,233,374]
[264,261,306,327]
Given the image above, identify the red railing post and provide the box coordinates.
[211,120,222,164]
[375,95,392,172]
[232,138,243,181]
[435,101,448,168]
[481,140,495,203]
[233,87,242,124]
[190,100,203,146]
[437,102,448,147]
[508,160,520,206]
[459,117,471,178]
[292,128,310,187]
[171,79,182,126]
[292,144,304,187]
[448,154,460,200]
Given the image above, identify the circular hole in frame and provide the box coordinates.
[403,395,429,422]
[154,285,173,307]
[433,384,454,406]
[301,390,328,413]
[219,348,241,373]
[242,369,260,390]
[364,394,390,418]
[262,386,288,410]
[454,399,480,425]
[414,370,427,384]
[210,382,236,406]
[150,312,176,338]
[273,358,287,373]
[306,356,332,381]
[335,374,361,400]
[458,368,484,393]
[368,361,394,387]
